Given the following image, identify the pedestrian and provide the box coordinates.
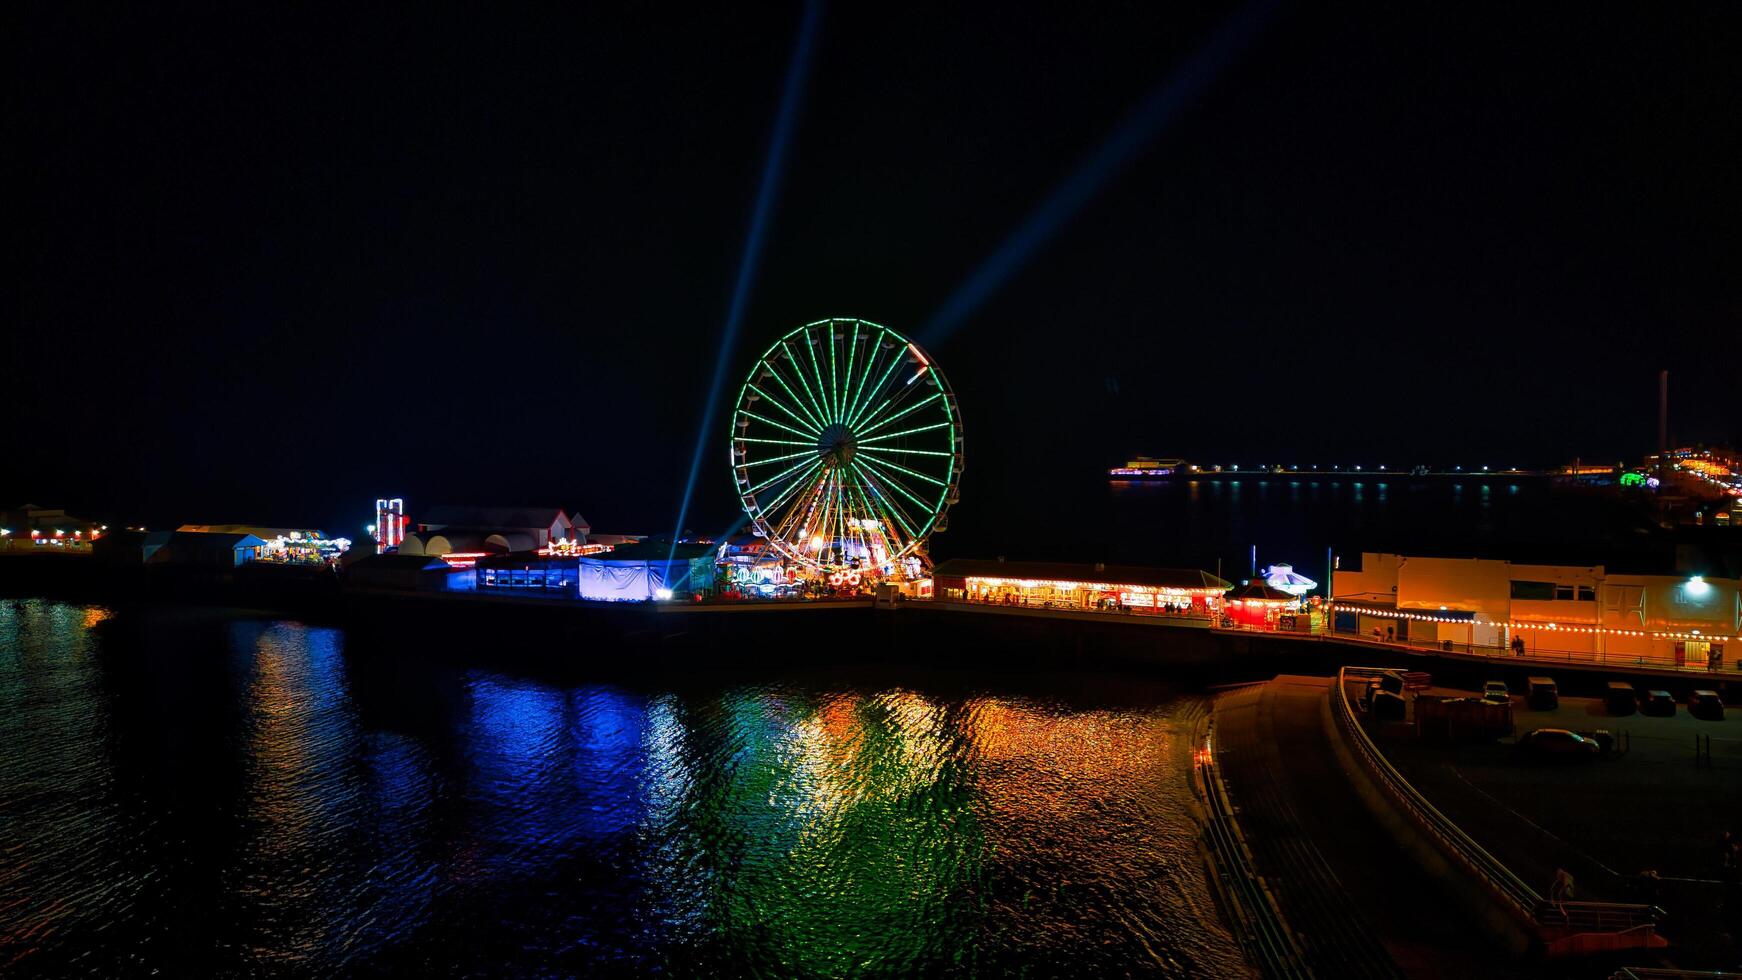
[1385,626,1395,643]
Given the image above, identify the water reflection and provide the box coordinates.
[1,602,1244,978]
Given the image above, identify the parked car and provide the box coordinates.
[1572,729,1615,754]
[1689,690,1725,721]
[1516,728,1601,760]
[1640,690,1676,717]
[1526,676,1559,710]
[1482,680,1510,705]
[1605,681,1637,715]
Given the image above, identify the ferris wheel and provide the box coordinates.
[731,318,962,575]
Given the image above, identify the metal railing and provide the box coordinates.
[1195,728,1312,979]
[1334,667,1542,917]
[1337,664,1665,939]
[1331,667,1663,937]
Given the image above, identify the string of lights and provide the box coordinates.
[1329,602,1736,643]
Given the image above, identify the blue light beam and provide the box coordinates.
[916,0,1277,348]
[668,0,823,562]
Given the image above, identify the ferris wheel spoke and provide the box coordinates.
[854,447,949,487]
[802,331,833,425]
[845,343,906,429]
[830,471,850,563]
[757,457,825,513]
[738,409,819,442]
[854,391,944,444]
[746,383,821,436]
[840,325,876,425]
[857,417,951,446]
[853,445,952,457]
[746,451,827,497]
[846,463,919,536]
[836,325,850,421]
[855,454,939,523]
[767,468,828,542]
[737,447,820,469]
[774,351,833,434]
[840,321,861,425]
[854,464,921,541]
[757,363,829,433]
[846,478,906,562]
[735,436,817,447]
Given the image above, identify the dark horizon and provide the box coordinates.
[13,5,1739,540]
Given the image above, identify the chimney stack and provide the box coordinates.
[1657,369,1668,456]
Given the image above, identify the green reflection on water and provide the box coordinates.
[671,689,986,976]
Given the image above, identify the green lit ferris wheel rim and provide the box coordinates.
[730,318,963,572]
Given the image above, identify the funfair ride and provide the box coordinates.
[731,318,962,586]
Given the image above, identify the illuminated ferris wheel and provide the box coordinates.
[731,318,962,575]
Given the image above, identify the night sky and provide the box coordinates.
[13,4,1739,542]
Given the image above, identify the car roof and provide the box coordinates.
[1692,689,1719,697]
[1528,728,1576,736]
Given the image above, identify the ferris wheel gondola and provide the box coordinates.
[731,318,962,576]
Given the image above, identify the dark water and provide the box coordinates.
[946,474,1648,574]
[0,600,1242,978]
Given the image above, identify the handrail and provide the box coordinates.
[1333,666,1664,934]
[1333,666,1541,916]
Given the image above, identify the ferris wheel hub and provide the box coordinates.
[817,422,857,465]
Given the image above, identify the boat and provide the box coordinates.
[1108,456,1188,479]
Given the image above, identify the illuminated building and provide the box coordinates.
[176,525,348,563]
[400,506,586,564]
[931,558,1232,615]
[374,498,406,552]
[0,504,106,553]
[477,553,579,594]
[1223,579,1300,629]
[1333,551,1739,666]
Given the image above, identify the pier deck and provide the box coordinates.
[1212,677,1526,978]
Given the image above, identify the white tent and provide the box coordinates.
[577,544,715,601]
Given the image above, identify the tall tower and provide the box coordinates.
[1657,370,1668,456]
[375,498,406,552]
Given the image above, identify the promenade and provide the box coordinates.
[1209,677,1530,978]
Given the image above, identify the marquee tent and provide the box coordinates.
[577,543,716,601]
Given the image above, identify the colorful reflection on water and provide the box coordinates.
[0,599,1246,978]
